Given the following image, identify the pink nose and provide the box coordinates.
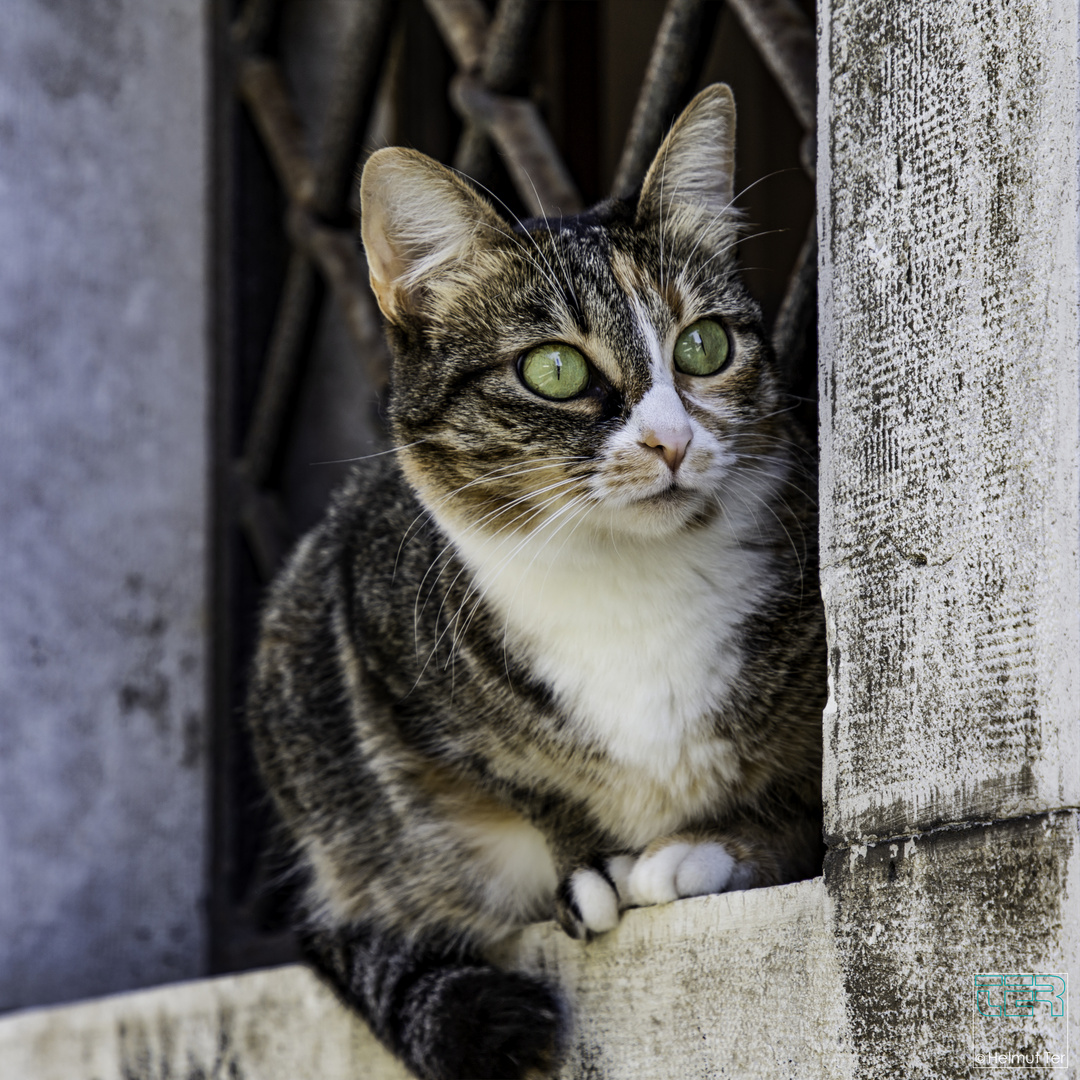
[642,424,692,472]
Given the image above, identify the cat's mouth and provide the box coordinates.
[633,482,704,512]
[644,485,687,502]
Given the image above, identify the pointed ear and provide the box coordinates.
[360,148,509,324]
[636,84,738,233]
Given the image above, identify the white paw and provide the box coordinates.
[626,841,737,907]
[603,854,636,907]
[568,867,619,933]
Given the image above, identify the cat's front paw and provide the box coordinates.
[624,839,754,906]
[554,866,621,939]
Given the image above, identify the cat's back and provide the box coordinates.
[256,455,425,630]
[245,457,428,786]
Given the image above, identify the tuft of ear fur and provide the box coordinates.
[360,148,510,324]
[636,83,738,236]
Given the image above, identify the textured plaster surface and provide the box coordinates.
[0,883,856,1080]
[0,0,208,1007]
[3,848,1075,1080]
[826,812,1080,1079]
[499,878,854,1079]
[819,4,1080,1078]
[0,963,407,1080]
[818,0,1080,844]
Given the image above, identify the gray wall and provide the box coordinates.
[0,0,209,1009]
[819,0,1080,1071]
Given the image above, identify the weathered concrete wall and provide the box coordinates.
[0,964,406,1080]
[818,0,1080,845]
[0,881,856,1080]
[819,1,1080,1077]
[826,813,1080,1078]
[503,878,854,1079]
[0,0,209,1008]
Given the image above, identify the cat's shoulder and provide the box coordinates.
[265,456,427,613]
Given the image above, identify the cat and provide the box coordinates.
[246,83,825,1080]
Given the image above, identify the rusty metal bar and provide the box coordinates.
[235,1,401,491]
[312,0,399,219]
[423,0,488,71]
[727,0,815,132]
[481,0,542,90]
[230,0,283,53]
[239,252,325,487]
[451,74,583,217]
[800,130,816,179]
[771,217,816,377]
[611,0,720,201]
[237,480,294,582]
[287,206,388,390]
[454,0,544,182]
[237,56,318,207]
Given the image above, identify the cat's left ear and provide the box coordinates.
[360,148,510,324]
[636,84,737,235]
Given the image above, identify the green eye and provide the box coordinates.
[673,319,730,376]
[520,343,590,400]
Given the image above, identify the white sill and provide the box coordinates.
[0,877,853,1079]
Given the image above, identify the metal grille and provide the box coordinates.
[211,0,816,972]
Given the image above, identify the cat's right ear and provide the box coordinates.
[360,148,509,324]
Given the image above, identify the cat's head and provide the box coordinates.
[360,85,794,547]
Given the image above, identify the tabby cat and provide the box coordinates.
[247,84,825,1080]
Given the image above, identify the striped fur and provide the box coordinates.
[246,86,825,1079]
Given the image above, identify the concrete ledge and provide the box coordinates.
[0,878,853,1080]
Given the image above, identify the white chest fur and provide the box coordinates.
[447,513,773,846]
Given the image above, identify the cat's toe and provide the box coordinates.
[556,867,620,938]
[627,840,737,905]
[569,866,620,932]
[603,854,636,906]
[673,842,738,897]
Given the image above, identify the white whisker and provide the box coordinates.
[309,439,430,467]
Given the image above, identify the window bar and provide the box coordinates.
[611,0,721,201]
[238,253,323,492]
[450,75,582,216]
[311,0,398,220]
[233,1,403,577]
[453,0,545,187]
[725,0,816,367]
[726,0,815,133]
[236,57,318,207]
[286,205,387,390]
[426,0,582,215]
[422,0,489,72]
[771,218,816,374]
[231,0,283,55]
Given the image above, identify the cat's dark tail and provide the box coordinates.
[301,923,564,1080]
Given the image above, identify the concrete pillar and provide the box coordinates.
[819,0,1080,1073]
[0,0,209,1009]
